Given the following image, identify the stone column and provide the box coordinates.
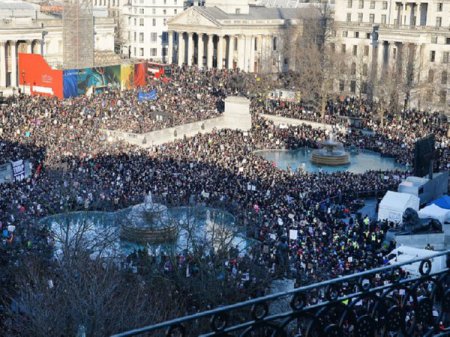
[217,34,224,69]
[227,35,234,69]
[178,32,185,66]
[11,41,17,87]
[249,35,256,73]
[167,31,173,64]
[207,34,214,69]
[238,35,245,70]
[187,32,194,66]
[198,33,204,69]
[0,42,5,87]
[26,40,32,54]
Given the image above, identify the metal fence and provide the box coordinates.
[112,250,450,337]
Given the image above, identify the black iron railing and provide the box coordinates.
[112,250,450,337]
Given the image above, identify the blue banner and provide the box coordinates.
[138,89,158,102]
[63,69,79,98]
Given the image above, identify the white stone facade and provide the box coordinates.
[167,1,311,72]
[122,0,185,61]
[333,0,450,111]
[0,0,115,92]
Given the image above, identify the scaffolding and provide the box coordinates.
[63,0,94,69]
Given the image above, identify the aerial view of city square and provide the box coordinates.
[0,0,449,336]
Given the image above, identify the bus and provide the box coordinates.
[147,62,172,79]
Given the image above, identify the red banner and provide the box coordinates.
[18,53,63,99]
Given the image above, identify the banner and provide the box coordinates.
[134,63,146,87]
[138,89,158,102]
[18,53,63,99]
[63,69,79,98]
[11,160,25,182]
[120,64,134,90]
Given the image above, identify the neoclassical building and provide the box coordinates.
[0,0,115,93]
[167,0,311,73]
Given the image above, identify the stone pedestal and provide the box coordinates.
[223,96,251,131]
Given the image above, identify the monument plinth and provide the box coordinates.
[311,133,350,166]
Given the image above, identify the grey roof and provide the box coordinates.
[196,5,318,22]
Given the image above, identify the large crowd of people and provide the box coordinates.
[0,65,448,335]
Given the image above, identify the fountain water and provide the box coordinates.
[311,131,350,166]
[120,192,177,244]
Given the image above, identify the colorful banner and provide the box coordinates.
[120,64,134,90]
[138,89,158,102]
[134,63,146,87]
[63,69,79,98]
[77,65,121,95]
[18,53,63,99]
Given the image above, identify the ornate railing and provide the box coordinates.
[112,250,450,337]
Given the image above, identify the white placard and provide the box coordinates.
[289,229,298,240]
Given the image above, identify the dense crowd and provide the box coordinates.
[0,65,449,335]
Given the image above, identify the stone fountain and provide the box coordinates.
[120,192,178,244]
[311,132,350,166]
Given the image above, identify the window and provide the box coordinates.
[370,1,375,9]
[442,71,448,85]
[364,45,369,56]
[139,18,144,26]
[273,37,277,51]
[139,48,144,57]
[439,90,446,104]
[351,62,356,75]
[363,63,368,76]
[353,45,358,56]
[430,50,435,62]
[133,32,136,42]
[426,89,433,101]
[431,36,438,44]
[163,19,167,25]
[437,3,443,11]
[355,31,359,38]
[139,8,144,14]
[236,8,240,14]
[443,52,449,63]
[346,13,351,22]
[350,80,356,93]
[436,17,442,27]
[358,13,363,22]
[347,0,352,8]
[447,38,450,45]
[134,18,137,26]
[359,0,364,8]
[366,32,371,39]
[150,48,157,57]
[254,37,257,51]
[163,9,166,15]
[369,14,375,23]
[151,32,157,42]
[339,80,345,91]
[162,32,168,43]
[343,31,348,37]
[361,82,368,94]
[139,32,144,42]
[382,1,388,9]
[174,0,177,4]
[428,69,434,83]
[341,44,346,53]
[152,8,156,14]
[152,18,156,26]
[381,14,386,24]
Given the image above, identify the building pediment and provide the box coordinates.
[168,7,220,29]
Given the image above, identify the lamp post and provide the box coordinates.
[21,71,25,95]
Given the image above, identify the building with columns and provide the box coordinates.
[0,0,115,94]
[167,0,314,73]
[333,0,449,112]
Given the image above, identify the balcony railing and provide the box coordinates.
[112,250,450,337]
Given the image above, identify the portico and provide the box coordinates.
[167,3,311,73]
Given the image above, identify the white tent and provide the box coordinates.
[388,246,447,276]
[378,191,420,223]
[419,204,450,224]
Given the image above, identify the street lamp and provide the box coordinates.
[21,71,25,94]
